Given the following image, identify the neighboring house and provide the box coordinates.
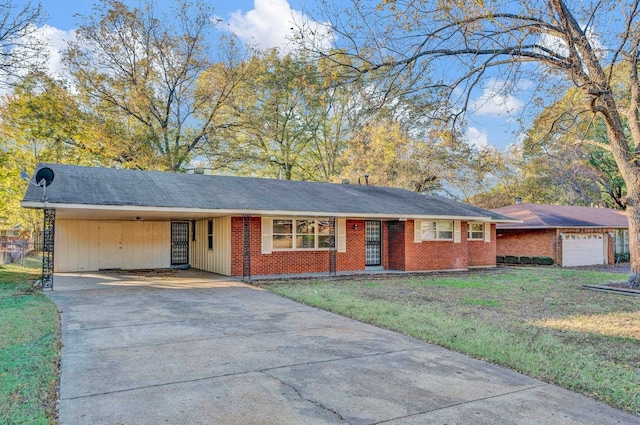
[0,224,22,241]
[21,163,515,277]
[492,203,629,267]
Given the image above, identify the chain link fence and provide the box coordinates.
[0,240,36,267]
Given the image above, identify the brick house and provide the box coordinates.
[492,203,629,267]
[22,163,515,278]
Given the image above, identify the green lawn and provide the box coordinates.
[263,267,640,415]
[0,256,60,425]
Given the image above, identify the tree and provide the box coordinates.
[314,0,640,288]
[0,1,46,87]
[0,72,145,234]
[65,0,245,171]
[522,92,627,208]
[206,50,367,181]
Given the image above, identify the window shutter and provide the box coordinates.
[261,217,272,254]
[484,223,491,242]
[454,221,461,243]
[414,219,422,243]
[337,219,346,252]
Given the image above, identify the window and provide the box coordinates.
[207,219,214,250]
[296,219,315,248]
[615,229,629,255]
[421,221,453,240]
[272,218,334,250]
[317,220,333,248]
[273,219,293,249]
[468,223,484,240]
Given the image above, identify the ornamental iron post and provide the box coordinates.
[41,208,55,290]
[242,215,251,282]
[329,216,337,276]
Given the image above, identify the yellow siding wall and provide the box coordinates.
[55,220,170,272]
[190,217,231,276]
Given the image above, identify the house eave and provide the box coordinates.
[497,225,628,230]
[20,201,514,222]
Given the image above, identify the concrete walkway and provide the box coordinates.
[49,270,638,425]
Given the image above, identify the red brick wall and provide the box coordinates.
[496,227,616,265]
[496,229,557,259]
[343,220,366,271]
[230,217,497,276]
[403,220,469,271]
[468,223,497,267]
[230,217,368,276]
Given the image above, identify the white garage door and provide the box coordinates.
[562,233,606,267]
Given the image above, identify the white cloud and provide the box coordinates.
[34,25,76,80]
[538,26,606,61]
[465,127,488,147]
[469,82,524,118]
[226,0,334,53]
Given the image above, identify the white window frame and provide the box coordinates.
[421,220,454,241]
[468,222,485,240]
[272,218,335,251]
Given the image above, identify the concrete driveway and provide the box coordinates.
[49,270,638,425]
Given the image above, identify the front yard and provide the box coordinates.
[0,257,60,425]
[263,267,640,415]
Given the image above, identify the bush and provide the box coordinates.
[519,256,533,264]
[532,256,554,265]
[496,256,505,263]
[615,253,630,263]
[504,255,520,264]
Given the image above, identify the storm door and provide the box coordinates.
[365,221,382,266]
[171,221,190,266]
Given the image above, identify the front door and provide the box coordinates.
[365,221,382,266]
[171,221,190,266]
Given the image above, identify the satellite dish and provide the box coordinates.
[35,167,54,187]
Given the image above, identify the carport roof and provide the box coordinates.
[21,163,515,222]
[492,203,628,229]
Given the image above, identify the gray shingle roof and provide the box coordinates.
[22,163,512,220]
[492,203,628,229]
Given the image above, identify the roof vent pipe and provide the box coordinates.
[515,197,522,204]
[364,174,369,185]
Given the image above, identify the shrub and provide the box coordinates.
[496,256,505,263]
[504,255,520,264]
[533,256,554,265]
[519,256,533,264]
[615,253,630,263]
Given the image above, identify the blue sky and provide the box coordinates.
[31,0,524,150]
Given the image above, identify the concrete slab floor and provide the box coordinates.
[48,270,639,425]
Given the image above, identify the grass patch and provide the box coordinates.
[0,256,60,425]
[263,267,640,415]
[462,297,502,307]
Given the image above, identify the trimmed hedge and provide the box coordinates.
[496,255,554,266]
[533,256,554,265]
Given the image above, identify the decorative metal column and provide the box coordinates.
[41,208,55,291]
[242,215,251,282]
[329,216,337,276]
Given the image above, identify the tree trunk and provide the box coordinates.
[627,202,640,288]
